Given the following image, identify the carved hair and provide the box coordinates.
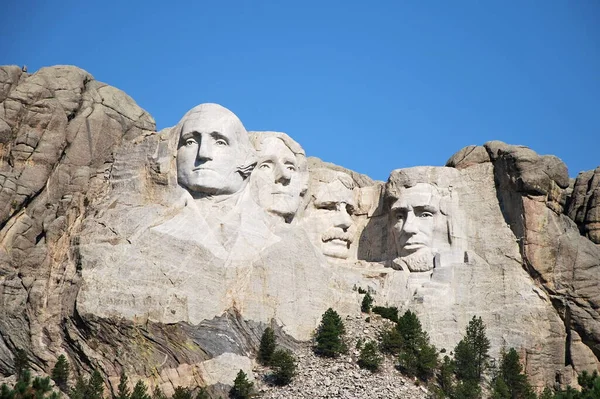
[248,131,309,195]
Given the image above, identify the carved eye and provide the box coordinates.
[185,138,197,146]
[215,139,228,146]
[259,162,272,170]
[346,204,355,216]
[286,165,296,172]
[317,203,337,211]
[419,211,434,218]
[393,211,405,221]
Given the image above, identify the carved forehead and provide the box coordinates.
[391,183,441,210]
[179,103,248,143]
[249,132,307,166]
[311,170,356,206]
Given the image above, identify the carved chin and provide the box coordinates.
[396,248,434,272]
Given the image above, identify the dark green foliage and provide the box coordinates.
[51,355,70,392]
[131,380,151,399]
[491,348,535,399]
[314,308,346,357]
[87,370,104,399]
[258,327,276,366]
[379,327,403,355]
[454,316,490,383]
[453,379,482,399]
[358,341,382,372]
[229,370,253,399]
[0,384,13,399]
[371,306,399,323]
[357,287,367,294]
[361,293,374,313]
[270,349,297,385]
[116,370,131,399]
[195,387,210,399]
[395,310,438,381]
[152,386,168,399]
[539,387,554,399]
[14,348,29,381]
[172,386,193,399]
[438,355,454,396]
[577,371,600,399]
[70,376,89,399]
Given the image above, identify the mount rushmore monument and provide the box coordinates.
[0,65,599,394]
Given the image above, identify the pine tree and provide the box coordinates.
[229,369,253,399]
[454,316,490,383]
[13,348,29,381]
[314,308,346,357]
[270,349,297,385]
[258,327,276,366]
[395,310,438,381]
[358,341,382,372]
[87,370,104,399]
[438,355,455,397]
[131,380,151,399]
[361,293,374,313]
[172,386,193,399]
[51,354,70,392]
[195,387,210,399]
[116,370,131,399]
[491,348,535,399]
[70,375,89,399]
[152,386,168,399]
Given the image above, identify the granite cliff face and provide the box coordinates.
[0,65,598,394]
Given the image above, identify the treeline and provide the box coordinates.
[2,303,599,399]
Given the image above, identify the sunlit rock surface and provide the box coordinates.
[0,65,598,393]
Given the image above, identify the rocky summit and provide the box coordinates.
[0,65,598,396]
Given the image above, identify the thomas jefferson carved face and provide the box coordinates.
[176,104,254,196]
[390,183,441,272]
[250,133,308,222]
[301,171,356,260]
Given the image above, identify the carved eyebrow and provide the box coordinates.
[391,205,409,212]
[181,130,201,140]
[414,205,438,214]
[209,131,229,143]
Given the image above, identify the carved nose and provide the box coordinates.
[402,213,419,234]
[275,164,291,185]
[197,142,213,161]
[334,205,352,230]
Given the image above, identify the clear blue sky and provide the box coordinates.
[2,1,598,181]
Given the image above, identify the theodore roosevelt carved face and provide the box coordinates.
[176,103,255,196]
[249,132,308,223]
[300,170,356,260]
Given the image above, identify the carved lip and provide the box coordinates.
[192,167,213,171]
[403,242,428,250]
[271,191,293,197]
[323,237,351,245]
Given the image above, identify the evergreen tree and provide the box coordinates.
[454,316,490,384]
[131,380,151,399]
[395,310,438,381]
[491,348,535,399]
[172,386,193,399]
[270,349,297,385]
[51,355,70,392]
[195,387,210,399]
[361,293,374,313]
[13,348,29,381]
[358,341,382,372]
[453,379,482,399]
[70,376,89,399]
[116,370,131,399]
[379,327,403,355]
[578,370,600,399]
[87,370,104,399]
[438,355,455,397]
[152,386,168,399]
[314,308,346,357]
[538,387,555,399]
[0,384,12,399]
[257,327,276,366]
[229,370,253,399]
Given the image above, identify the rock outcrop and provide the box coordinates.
[0,65,598,395]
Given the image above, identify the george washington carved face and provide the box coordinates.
[176,103,255,196]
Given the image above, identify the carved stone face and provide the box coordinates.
[391,183,441,271]
[302,174,356,260]
[251,136,304,221]
[176,105,247,196]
